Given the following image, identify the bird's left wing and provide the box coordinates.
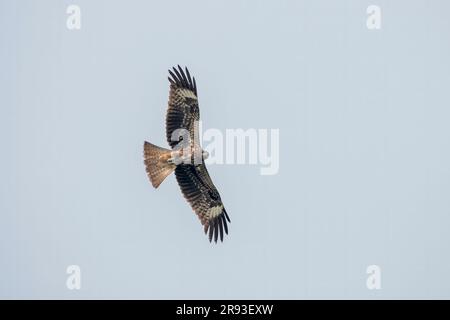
[175,163,231,243]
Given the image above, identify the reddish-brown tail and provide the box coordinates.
[143,141,175,188]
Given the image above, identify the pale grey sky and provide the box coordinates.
[1,0,450,299]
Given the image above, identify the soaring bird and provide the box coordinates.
[143,66,230,243]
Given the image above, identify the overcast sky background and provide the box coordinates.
[1,0,450,299]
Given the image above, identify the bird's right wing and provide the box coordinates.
[166,66,199,149]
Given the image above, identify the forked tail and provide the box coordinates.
[143,141,175,188]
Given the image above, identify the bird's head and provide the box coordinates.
[202,150,210,160]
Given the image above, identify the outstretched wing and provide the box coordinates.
[175,164,231,243]
[166,66,199,149]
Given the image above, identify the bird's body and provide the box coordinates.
[144,66,230,243]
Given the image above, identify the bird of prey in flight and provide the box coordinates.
[144,66,231,243]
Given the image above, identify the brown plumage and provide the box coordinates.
[144,66,230,243]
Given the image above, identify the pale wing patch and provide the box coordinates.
[178,88,197,100]
[207,204,224,219]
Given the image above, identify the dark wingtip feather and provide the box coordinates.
[177,65,189,87]
[193,77,197,94]
[174,66,184,85]
[172,66,187,88]
[208,221,214,242]
[185,67,193,88]
[168,69,179,84]
[205,217,227,243]
[221,214,228,235]
[223,208,231,223]
[218,217,224,242]
[214,219,219,243]
[168,66,197,94]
